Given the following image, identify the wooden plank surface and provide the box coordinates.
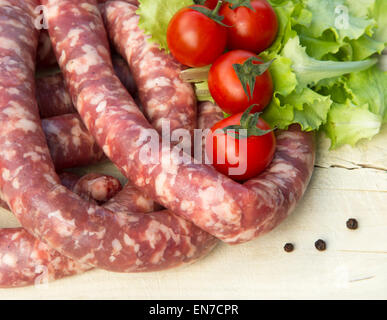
[0,125,386,300]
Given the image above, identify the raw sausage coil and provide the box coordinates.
[0,0,217,277]
[0,172,119,288]
[0,101,217,288]
[0,0,314,288]
[45,0,314,244]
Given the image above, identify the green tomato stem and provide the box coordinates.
[212,0,224,15]
[194,81,215,103]
[180,65,211,83]
[223,105,273,139]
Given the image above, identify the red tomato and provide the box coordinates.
[201,0,218,9]
[203,0,218,9]
[167,5,227,67]
[206,112,276,181]
[220,0,278,53]
[208,50,273,115]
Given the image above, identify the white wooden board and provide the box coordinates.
[0,125,386,300]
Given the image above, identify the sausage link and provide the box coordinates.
[196,101,224,161]
[36,55,137,118]
[0,172,123,212]
[0,172,120,288]
[37,1,140,70]
[104,182,162,214]
[59,172,122,204]
[0,97,214,289]
[73,173,122,203]
[0,199,8,211]
[61,173,158,216]
[47,0,314,244]
[1,0,217,275]
[37,30,58,68]
[0,178,155,288]
[0,229,92,288]
[197,102,224,133]
[111,54,137,101]
[0,113,104,176]
[42,114,105,170]
[101,1,197,135]
[36,73,76,118]
[0,174,79,211]
[97,0,138,6]
[58,172,82,190]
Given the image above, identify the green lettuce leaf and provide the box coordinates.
[262,101,295,129]
[264,0,297,59]
[267,56,297,97]
[137,0,194,51]
[263,85,332,131]
[262,36,378,134]
[315,76,351,103]
[263,1,385,147]
[298,34,342,60]
[261,55,297,128]
[301,0,376,42]
[317,66,387,119]
[346,66,387,120]
[262,53,332,131]
[373,0,387,43]
[285,88,332,131]
[319,66,387,147]
[324,101,382,148]
[290,0,385,61]
[282,36,378,87]
[347,0,376,16]
[350,34,385,60]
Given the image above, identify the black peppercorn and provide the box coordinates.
[315,239,326,251]
[346,218,358,230]
[284,243,294,252]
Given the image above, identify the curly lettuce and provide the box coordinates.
[372,0,387,43]
[275,0,386,61]
[262,0,387,147]
[300,0,376,42]
[261,36,377,132]
[324,101,382,148]
[316,66,387,148]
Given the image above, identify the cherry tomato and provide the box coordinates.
[208,50,273,115]
[206,111,276,181]
[220,0,278,53]
[203,0,218,9]
[167,5,227,67]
